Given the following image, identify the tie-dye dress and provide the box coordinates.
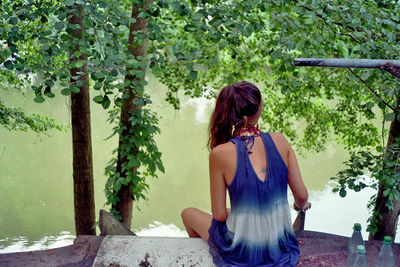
[208,132,299,267]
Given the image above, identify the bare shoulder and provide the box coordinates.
[269,132,290,148]
[210,141,236,182]
[210,142,236,160]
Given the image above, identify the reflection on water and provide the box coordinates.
[0,231,75,253]
[0,74,399,253]
[136,221,187,237]
[182,98,213,124]
[289,185,385,241]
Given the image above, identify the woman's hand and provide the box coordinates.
[293,201,311,212]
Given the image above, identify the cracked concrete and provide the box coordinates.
[1,231,399,266]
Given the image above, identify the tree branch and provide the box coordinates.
[346,68,396,112]
[298,5,364,45]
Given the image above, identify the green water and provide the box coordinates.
[0,75,398,252]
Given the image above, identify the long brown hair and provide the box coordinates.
[208,81,261,150]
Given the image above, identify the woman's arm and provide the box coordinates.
[209,147,228,221]
[284,137,311,211]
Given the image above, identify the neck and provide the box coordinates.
[238,125,260,136]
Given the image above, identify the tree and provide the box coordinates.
[0,0,96,235]
[67,3,96,236]
[112,0,153,228]
[141,0,400,239]
[2,0,399,240]
[1,0,165,232]
[74,0,400,238]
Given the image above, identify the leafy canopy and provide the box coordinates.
[2,0,400,227]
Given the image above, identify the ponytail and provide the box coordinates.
[208,81,261,150]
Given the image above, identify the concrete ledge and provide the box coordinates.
[92,236,214,267]
[1,231,399,266]
[93,232,400,267]
[0,235,104,267]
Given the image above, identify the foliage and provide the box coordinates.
[2,0,400,233]
[104,107,163,218]
[147,0,400,153]
[0,0,164,216]
[0,99,65,133]
[146,0,400,235]
[0,1,65,134]
[331,138,400,235]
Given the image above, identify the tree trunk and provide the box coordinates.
[112,0,151,228]
[369,99,400,240]
[68,4,96,235]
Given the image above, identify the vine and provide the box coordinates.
[2,0,400,237]
[0,0,165,218]
[331,137,400,235]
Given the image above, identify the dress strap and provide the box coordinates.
[239,133,261,154]
[230,137,248,180]
[261,132,288,171]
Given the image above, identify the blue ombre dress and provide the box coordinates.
[208,132,299,267]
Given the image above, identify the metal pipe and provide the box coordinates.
[294,58,400,69]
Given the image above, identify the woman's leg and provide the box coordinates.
[181,207,212,241]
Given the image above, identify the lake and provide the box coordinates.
[0,74,398,253]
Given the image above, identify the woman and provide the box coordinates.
[181,81,311,266]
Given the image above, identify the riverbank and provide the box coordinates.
[1,231,399,266]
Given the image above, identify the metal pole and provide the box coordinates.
[294,58,400,69]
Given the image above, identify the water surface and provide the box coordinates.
[0,75,398,253]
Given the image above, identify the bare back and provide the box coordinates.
[218,132,289,186]
[209,131,308,222]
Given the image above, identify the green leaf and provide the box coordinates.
[184,24,197,32]
[70,84,80,93]
[93,82,102,90]
[384,112,395,121]
[110,69,118,77]
[65,0,75,6]
[332,187,339,193]
[9,17,18,25]
[189,70,197,80]
[76,80,86,87]
[102,95,111,109]
[73,51,82,58]
[365,102,374,109]
[61,88,71,95]
[115,97,124,107]
[45,80,54,88]
[339,188,347,198]
[93,95,104,103]
[156,160,165,173]
[45,91,55,98]
[136,71,145,79]
[34,96,45,103]
[243,23,254,37]
[4,60,14,70]
[133,98,146,106]
[378,101,386,109]
[15,64,24,71]
[99,1,108,8]
[75,60,84,68]
[383,189,390,197]
[55,22,64,31]
[93,71,105,80]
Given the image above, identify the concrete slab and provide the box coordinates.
[93,232,400,267]
[2,231,398,266]
[0,235,104,267]
[92,236,214,267]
